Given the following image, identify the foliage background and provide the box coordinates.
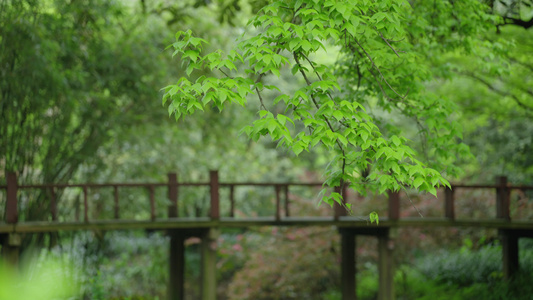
[1,0,532,299]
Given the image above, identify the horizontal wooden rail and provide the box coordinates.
[1,172,532,229]
[2,218,533,234]
[2,182,532,191]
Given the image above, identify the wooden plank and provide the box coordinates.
[340,229,356,300]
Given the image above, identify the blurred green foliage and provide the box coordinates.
[0,256,77,300]
[1,0,533,299]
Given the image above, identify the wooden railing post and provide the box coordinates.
[149,186,156,221]
[496,176,510,221]
[388,190,400,221]
[334,185,347,220]
[49,187,58,221]
[83,186,88,222]
[444,187,455,220]
[275,185,281,221]
[209,171,220,220]
[284,185,290,217]
[6,172,18,224]
[113,186,120,219]
[229,185,235,218]
[168,173,178,218]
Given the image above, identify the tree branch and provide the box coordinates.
[503,17,533,29]
[352,37,408,100]
[463,72,533,113]
[293,52,347,178]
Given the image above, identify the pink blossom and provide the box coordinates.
[232,243,243,251]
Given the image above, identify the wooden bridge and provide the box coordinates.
[1,171,533,300]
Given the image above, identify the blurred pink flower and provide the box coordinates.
[232,243,243,251]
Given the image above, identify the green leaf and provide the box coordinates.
[369,211,379,225]
[413,177,424,189]
[333,110,343,121]
[360,131,369,143]
[292,143,304,156]
[391,135,401,147]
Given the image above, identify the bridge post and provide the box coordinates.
[388,191,400,221]
[209,171,220,220]
[499,229,519,279]
[2,172,20,266]
[168,231,185,300]
[339,229,356,300]
[378,228,394,300]
[496,176,510,220]
[1,233,21,266]
[201,228,218,300]
[167,173,184,300]
[168,173,178,218]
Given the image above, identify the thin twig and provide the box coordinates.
[377,30,401,57]
[353,37,408,100]
[255,87,267,111]
[401,186,424,218]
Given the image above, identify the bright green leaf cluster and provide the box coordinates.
[162,0,499,207]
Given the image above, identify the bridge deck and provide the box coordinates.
[1,217,533,233]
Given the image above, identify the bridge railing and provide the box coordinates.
[1,171,533,224]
